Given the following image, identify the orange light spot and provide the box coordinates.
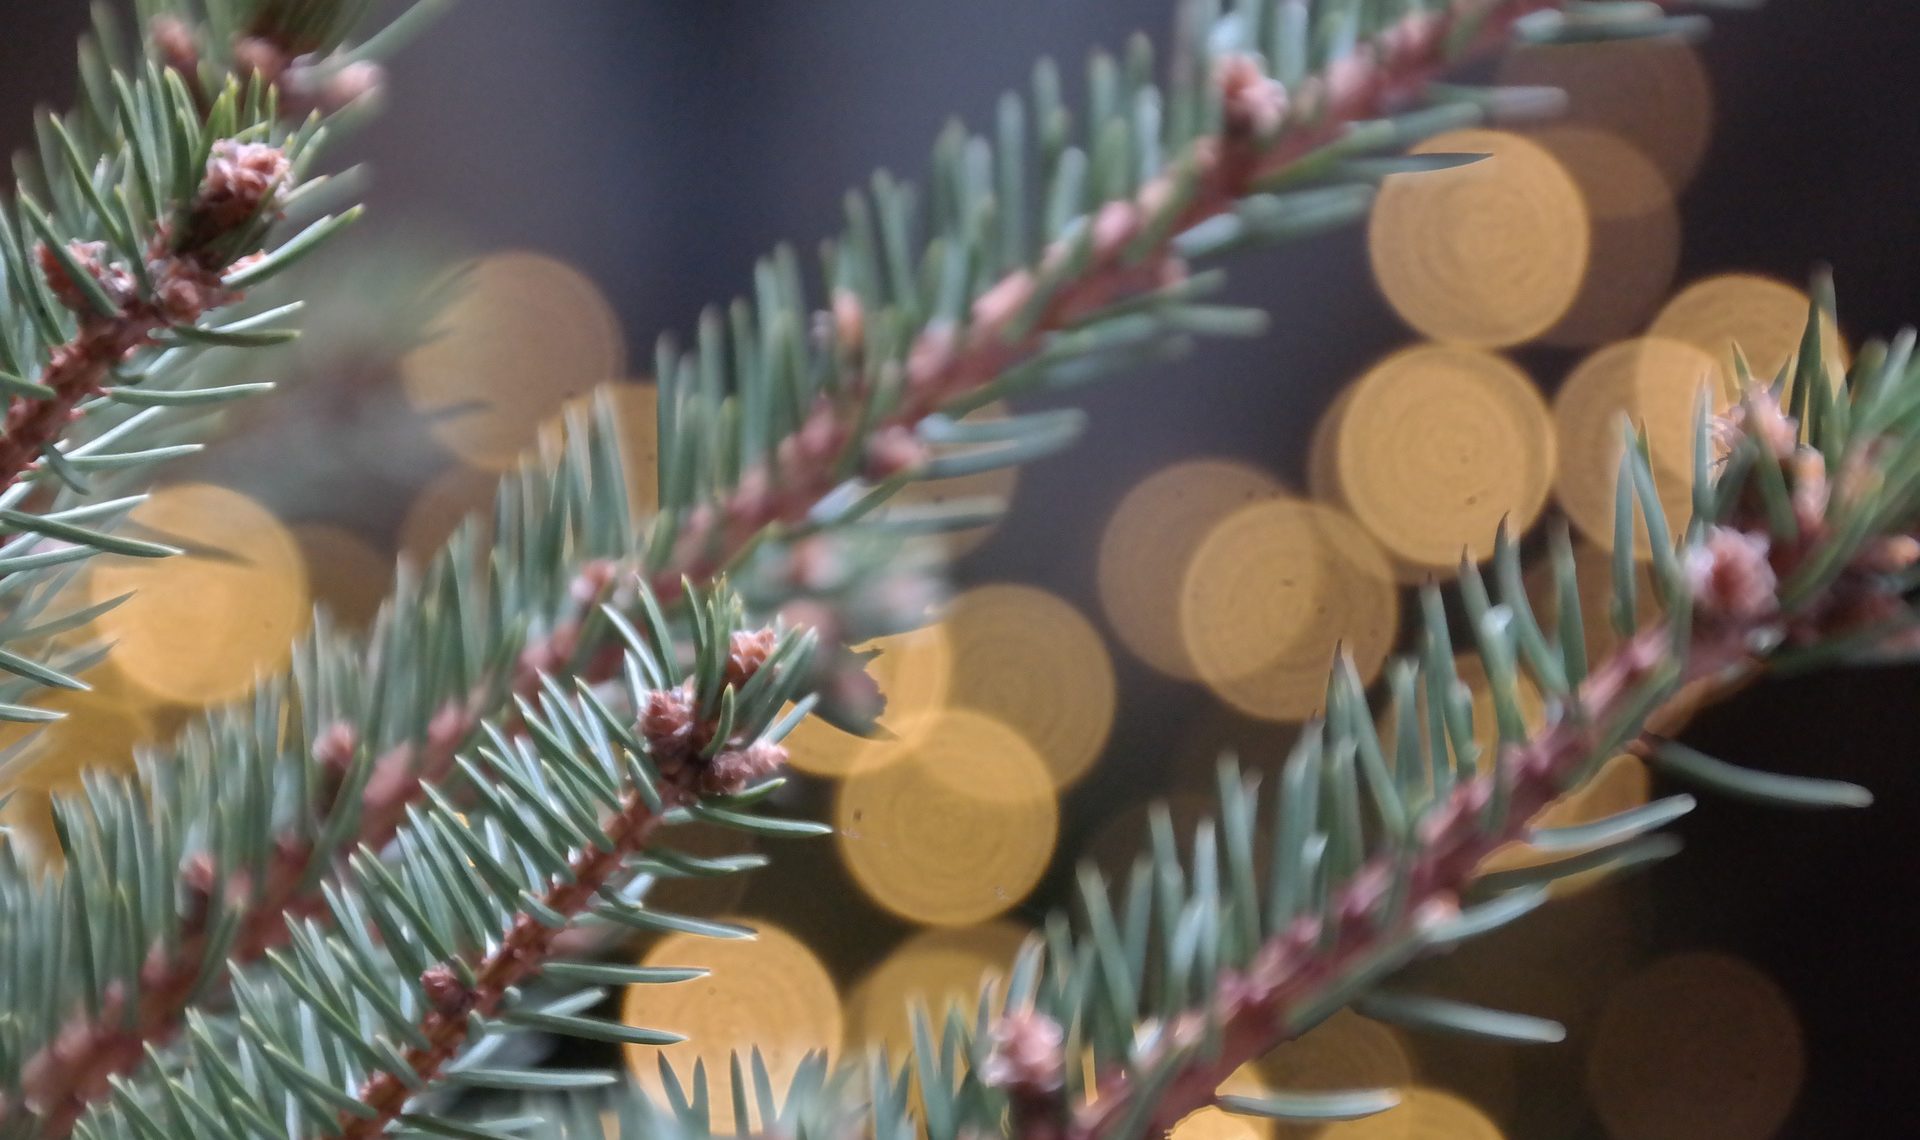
[1369,130,1589,347]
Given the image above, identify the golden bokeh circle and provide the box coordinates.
[401,251,626,471]
[1553,338,1723,558]
[622,921,842,1134]
[783,623,954,779]
[1180,499,1399,722]
[1587,952,1804,1140]
[835,709,1057,925]
[1498,38,1714,192]
[87,484,309,706]
[399,464,499,567]
[944,585,1115,789]
[845,921,1029,1058]
[1368,129,1590,348]
[1097,459,1282,680]
[534,380,661,519]
[291,523,391,631]
[1649,274,1848,395]
[1335,345,1555,573]
[1530,128,1682,349]
[1318,1087,1504,1140]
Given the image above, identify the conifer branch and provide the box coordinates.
[4,2,1761,1136]
[551,297,1910,1140]
[642,0,1591,603]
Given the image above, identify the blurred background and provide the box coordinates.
[5,1,1920,1138]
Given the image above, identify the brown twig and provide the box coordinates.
[0,143,287,492]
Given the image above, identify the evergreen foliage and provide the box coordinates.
[0,1,1906,1138]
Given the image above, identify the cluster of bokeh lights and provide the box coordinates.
[0,35,1826,1140]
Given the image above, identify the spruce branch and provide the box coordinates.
[65,582,823,1140]
[0,1,1758,1135]
[544,296,1912,1140]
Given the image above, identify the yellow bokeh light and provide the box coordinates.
[1317,1086,1504,1140]
[291,523,391,632]
[533,380,662,519]
[944,584,1115,789]
[1587,952,1804,1140]
[1498,37,1714,192]
[1257,1008,1414,1138]
[622,921,842,1134]
[835,709,1057,926]
[87,484,308,706]
[1369,129,1590,348]
[399,463,499,567]
[1649,273,1848,394]
[1553,338,1722,559]
[783,623,953,779]
[1098,459,1283,680]
[1180,499,1399,722]
[1170,1063,1275,1140]
[1334,345,1555,574]
[0,677,165,865]
[845,921,1029,1058]
[1530,128,1681,349]
[401,251,626,471]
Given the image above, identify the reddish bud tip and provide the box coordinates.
[981,1010,1066,1092]
[195,141,292,231]
[700,740,789,796]
[725,628,780,690]
[421,965,474,1017]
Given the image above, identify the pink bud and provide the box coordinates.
[981,1010,1066,1092]
[1215,54,1290,138]
[1687,526,1778,623]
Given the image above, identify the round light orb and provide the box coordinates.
[622,921,842,1135]
[291,523,391,631]
[1553,338,1723,559]
[1335,344,1556,574]
[1369,129,1589,347]
[1498,37,1714,192]
[846,921,1029,1059]
[835,709,1057,925]
[1650,273,1848,396]
[1530,128,1682,348]
[944,584,1115,789]
[1587,952,1805,1140]
[401,251,626,471]
[88,484,308,706]
[1180,499,1399,722]
[1098,459,1283,680]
